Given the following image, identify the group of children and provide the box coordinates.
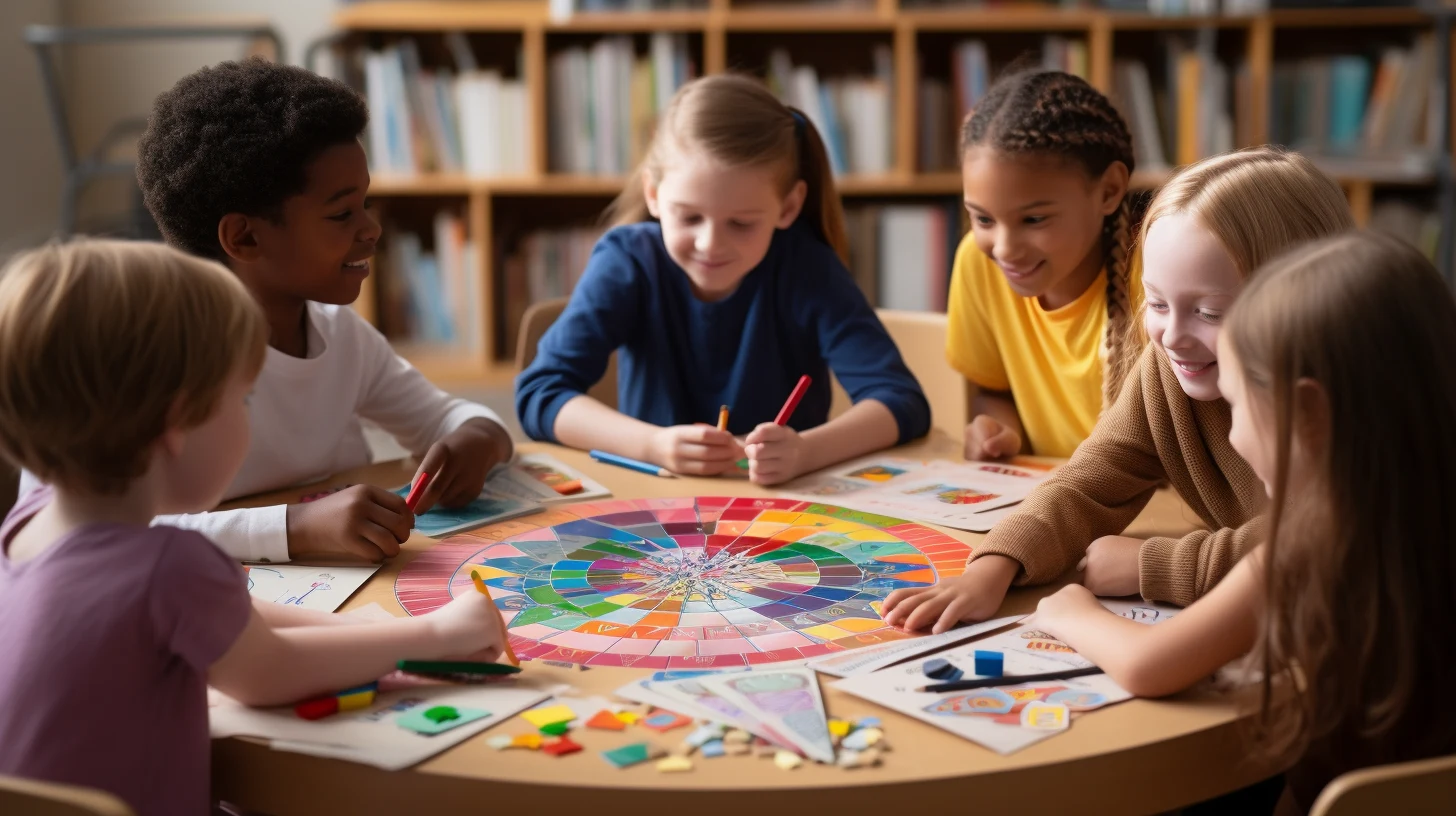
[0,51,1449,815]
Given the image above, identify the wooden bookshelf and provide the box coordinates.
[335,1,1450,383]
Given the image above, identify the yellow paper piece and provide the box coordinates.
[656,755,694,773]
[773,750,803,770]
[511,733,543,749]
[827,719,851,738]
[616,711,642,726]
[521,705,575,729]
[1020,702,1069,731]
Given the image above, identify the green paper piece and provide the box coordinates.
[601,742,655,769]
[540,721,571,736]
[396,705,490,736]
[425,706,460,723]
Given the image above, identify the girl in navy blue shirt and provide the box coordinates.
[516,74,930,484]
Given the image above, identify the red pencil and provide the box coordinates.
[774,375,812,426]
[404,471,430,511]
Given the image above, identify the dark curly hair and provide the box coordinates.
[962,69,1137,409]
[137,57,368,263]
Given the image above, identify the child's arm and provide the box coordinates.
[552,396,740,476]
[743,400,898,485]
[210,590,503,707]
[1137,515,1269,606]
[965,386,1026,460]
[251,598,375,628]
[350,310,513,513]
[884,344,1166,630]
[744,252,931,485]
[1033,549,1264,697]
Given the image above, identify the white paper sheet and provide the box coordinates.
[697,668,835,763]
[210,681,551,770]
[244,564,381,612]
[807,615,1024,678]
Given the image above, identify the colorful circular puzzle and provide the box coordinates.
[395,496,973,669]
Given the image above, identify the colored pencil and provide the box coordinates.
[774,375,812,426]
[717,404,730,431]
[915,665,1102,693]
[404,471,430,511]
[589,449,675,478]
[473,570,521,666]
[396,660,522,676]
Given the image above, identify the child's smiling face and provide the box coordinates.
[1140,213,1244,401]
[961,147,1126,309]
[645,153,806,302]
[245,140,380,305]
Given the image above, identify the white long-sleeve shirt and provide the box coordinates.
[20,303,508,563]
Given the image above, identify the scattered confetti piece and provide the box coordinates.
[684,723,726,748]
[601,742,664,769]
[542,736,583,756]
[724,742,751,756]
[773,750,803,770]
[656,755,693,773]
[700,739,726,758]
[511,733,543,750]
[837,747,883,769]
[522,704,576,729]
[723,728,751,745]
[842,727,883,751]
[827,719,851,738]
[586,709,627,731]
[486,734,514,751]
[854,717,881,729]
[640,710,693,732]
[615,711,641,726]
[540,721,571,736]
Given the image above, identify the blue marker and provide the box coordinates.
[589,450,675,478]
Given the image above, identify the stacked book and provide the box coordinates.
[379,212,483,351]
[766,48,894,177]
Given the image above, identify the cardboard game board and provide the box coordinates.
[394,497,974,669]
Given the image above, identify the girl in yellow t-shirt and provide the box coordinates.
[949,69,1141,459]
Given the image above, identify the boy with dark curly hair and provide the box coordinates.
[19,58,514,564]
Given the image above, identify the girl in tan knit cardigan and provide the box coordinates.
[1032,232,1456,809]
[884,148,1354,632]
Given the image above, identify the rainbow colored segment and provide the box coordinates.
[395,497,973,670]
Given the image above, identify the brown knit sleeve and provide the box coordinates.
[1137,514,1268,606]
[974,345,1169,585]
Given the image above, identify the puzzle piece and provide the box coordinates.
[521,704,576,729]
[511,733,543,749]
[640,710,693,732]
[656,755,694,773]
[542,736,584,756]
[396,705,489,736]
[601,742,665,769]
[586,709,627,731]
[773,750,803,770]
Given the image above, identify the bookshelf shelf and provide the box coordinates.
[338,1,1451,380]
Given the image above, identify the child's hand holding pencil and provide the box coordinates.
[645,424,744,476]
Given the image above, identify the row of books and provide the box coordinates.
[548,34,696,176]
[846,203,960,312]
[1112,34,1247,172]
[766,48,894,177]
[357,37,530,176]
[918,36,1089,171]
[1270,35,1438,174]
[497,226,607,359]
[378,212,484,351]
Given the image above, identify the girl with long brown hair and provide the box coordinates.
[1031,230,1456,808]
[516,74,929,484]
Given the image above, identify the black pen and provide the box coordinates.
[916,665,1102,693]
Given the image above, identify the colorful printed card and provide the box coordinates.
[832,600,1180,755]
[807,615,1024,678]
[485,454,611,504]
[698,668,835,763]
[394,485,542,537]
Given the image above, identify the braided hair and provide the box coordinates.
[961,70,1137,409]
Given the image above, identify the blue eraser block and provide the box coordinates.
[974,650,1004,677]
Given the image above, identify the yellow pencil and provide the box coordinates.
[717,404,730,431]
[471,569,520,667]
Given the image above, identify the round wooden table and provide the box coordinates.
[213,433,1274,815]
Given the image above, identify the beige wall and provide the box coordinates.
[3,0,338,240]
[0,0,63,254]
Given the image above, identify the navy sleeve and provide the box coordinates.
[514,229,646,441]
[799,246,932,444]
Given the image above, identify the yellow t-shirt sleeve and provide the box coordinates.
[945,235,1011,392]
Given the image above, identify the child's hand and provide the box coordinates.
[410,419,513,514]
[286,485,412,561]
[647,425,742,476]
[1030,583,1102,636]
[963,415,1021,461]
[882,554,1020,632]
[426,590,506,661]
[1078,535,1144,597]
[743,422,807,485]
